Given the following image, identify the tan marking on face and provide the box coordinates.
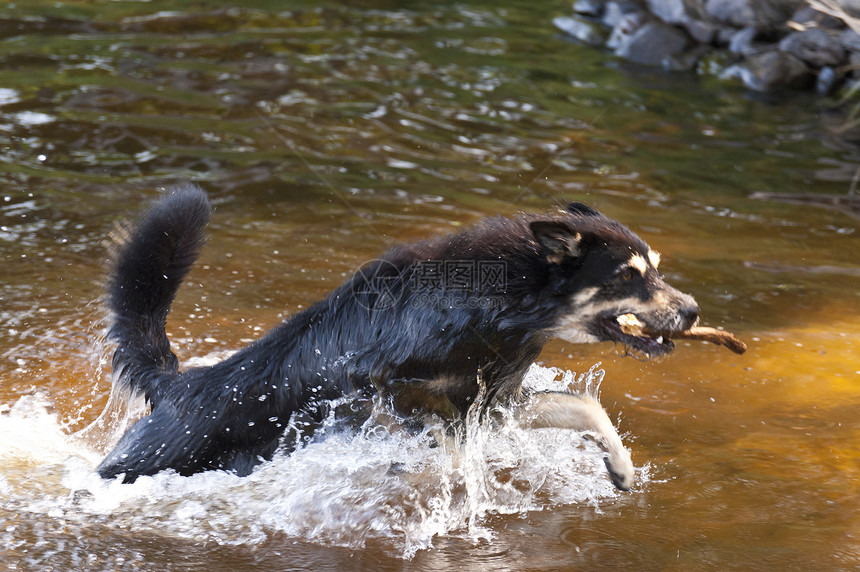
[629,254,648,275]
[651,289,670,306]
[552,316,601,344]
[571,286,599,308]
[554,295,643,345]
[648,250,661,269]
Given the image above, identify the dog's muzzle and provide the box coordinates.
[599,292,699,358]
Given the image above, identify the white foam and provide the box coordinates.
[0,364,641,559]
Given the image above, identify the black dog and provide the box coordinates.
[97,185,699,490]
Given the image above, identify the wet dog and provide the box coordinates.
[97,185,699,490]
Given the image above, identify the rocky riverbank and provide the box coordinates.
[554,0,860,94]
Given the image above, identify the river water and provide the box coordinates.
[1,1,858,570]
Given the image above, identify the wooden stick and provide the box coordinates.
[668,326,748,354]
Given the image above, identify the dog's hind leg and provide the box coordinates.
[517,392,634,491]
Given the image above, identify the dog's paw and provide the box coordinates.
[603,450,635,491]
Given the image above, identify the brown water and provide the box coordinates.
[1,1,858,570]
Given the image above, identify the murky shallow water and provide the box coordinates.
[0,1,858,570]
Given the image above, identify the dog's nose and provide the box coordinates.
[680,304,699,330]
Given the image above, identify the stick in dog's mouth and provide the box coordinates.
[616,313,747,355]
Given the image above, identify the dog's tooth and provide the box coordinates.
[656,336,664,344]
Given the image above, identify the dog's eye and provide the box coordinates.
[619,268,636,282]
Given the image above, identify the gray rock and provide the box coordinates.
[614,20,690,66]
[705,0,802,28]
[790,6,845,30]
[646,0,705,25]
[720,50,812,91]
[682,18,719,44]
[729,26,756,54]
[663,44,713,70]
[603,1,644,28]
[815,66,839,95]
[573,0,606,17]
[715,25,738,45]
[697,49,736,75]
[849,51,860,78]
[729,26,769,56]
[840,28,860,53]
[644,0,717,44]
[607,11,650,49]
[779,28,845,67]
[553,16,610,46]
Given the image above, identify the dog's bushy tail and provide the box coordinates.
[106,185,210,406]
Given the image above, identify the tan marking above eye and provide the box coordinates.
[648,250,661,269]
[629,254,648,275]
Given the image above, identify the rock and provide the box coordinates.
[682,18,719,44]
[553,16,609,46]
[705,0,802,28]
[644,0,716,43]
[697,49,736,75]
[790,5,846,30]
[728,25,784,55]
[840,0,860,12]
[573,0,606,18]
[614,20,690,66]
[603,1,644,28]
[664,44,713,71]
[729,26,760,55]
[779,28,845,67]
[720,50,813,91]
[552,0,850,97]
[714,25,737,46]
[815,66,840,95]
[849,52,860,79]
[840,28,860,53]
[607,11,649,49]
[646,0,705,25]
[728,26,778,56]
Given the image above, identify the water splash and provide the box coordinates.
[521,361,605,398]
[0,363,635,561]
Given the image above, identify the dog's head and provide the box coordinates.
[531,202,699,358]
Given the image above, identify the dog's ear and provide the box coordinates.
[566,202,601,217]
[530,221,583,264]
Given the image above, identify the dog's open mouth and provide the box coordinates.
[600,313,675,358]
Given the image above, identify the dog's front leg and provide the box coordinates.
[517,392,634,491]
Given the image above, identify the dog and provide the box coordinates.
[97,185,699,491]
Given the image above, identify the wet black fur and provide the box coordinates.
[98,185,695,482]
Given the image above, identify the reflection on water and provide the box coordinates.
[0,1,858,570]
